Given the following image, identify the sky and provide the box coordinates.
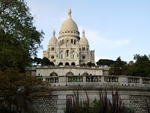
[25,0,150,63]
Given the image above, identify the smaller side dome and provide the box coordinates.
[79,29,89,46]
[49,30,58,45]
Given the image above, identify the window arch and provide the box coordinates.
[58,62,63,66]
[46,72,58,83]
[66,72,74,76]
[74,39,76,45]
[66,50,69,57]
[50,72,58,76]
[65,62,69,66]
[82,72,89,76]
[71,62,75,66]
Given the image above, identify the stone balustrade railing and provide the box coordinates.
[40,75,150,87]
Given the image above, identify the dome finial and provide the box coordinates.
[82,29,85,36]
[53,29,55,36]
[68,8,71,18]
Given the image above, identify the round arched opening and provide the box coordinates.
[82,72,89,76]
[66,72,74,76]
[58,62,63,66]
[50,72,58,76]
[65,62,69,66]
[71,62,75,66]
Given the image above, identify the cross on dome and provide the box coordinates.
[68,8,71,18]
[53,29,55,36]
[82,29,85,36]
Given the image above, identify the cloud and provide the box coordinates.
[79,26,130,51]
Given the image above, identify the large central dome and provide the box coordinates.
[60,18,78,32]
[59,9,79,39]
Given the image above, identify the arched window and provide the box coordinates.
[58,62,63,66]
[66,72,74,76]
[46,72,58,83]
[51,47,54,51]
[71,39,73,43]
[74,40,76,45]
[50,72,58,76]
[71,62,75,66]
[65,62,69,66]
[66,50,69,57]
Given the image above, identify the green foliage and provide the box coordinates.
[109,57,127,75]
[31,57,42,65]
[41,57,54,66]
[30,57,54,66]
[96,59,115,66]
[0,69,51,113]
[108,54,150,77]
[65,88,133,113]
[127,54,150,77]
[87,62,95,67]
[0,0,44,72]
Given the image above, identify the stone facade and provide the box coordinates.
[34,9,150,113]
[29,84,150,113]
[43,9,95,66]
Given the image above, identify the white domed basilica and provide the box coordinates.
[43,9,95,66]
[33,9,150,113]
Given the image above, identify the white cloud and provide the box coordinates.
[79,26,130,51]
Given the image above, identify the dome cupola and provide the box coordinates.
[79,29,89,46]
[49,30,58,45]
[59,9,80,39]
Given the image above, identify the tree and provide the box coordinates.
[0,1,51,112]
[0,0,44,72]
[127,54,150,77]
[87,62,95,67]
[109,57,127,75]
[31,57,42,65]
[96,59,115,66]
[0,69,51,113]
[41,57,54,66]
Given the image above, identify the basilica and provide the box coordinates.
[33,9,150,113]
[43,9,95,66]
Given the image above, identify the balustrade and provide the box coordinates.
[43,75,150,86]
[142,78,150,84]
[104,76,118,82]
[68,76,83,82]
[46,77,58,83]
[128,77,139,83]
[86,76,101,82]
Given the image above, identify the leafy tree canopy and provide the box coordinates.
[96,59,115,66]
[87,62,95,67]
[0,69,51,113]
[109,57,127,75]
[127,54,150,77]
[31,57,42,65]
[0,1,52,112]
[41,57,54,66]
[0,0,44,72]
